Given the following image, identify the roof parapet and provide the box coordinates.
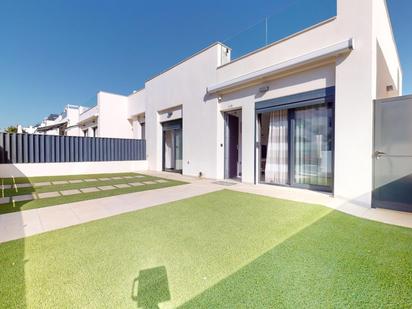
[207,38,353,94]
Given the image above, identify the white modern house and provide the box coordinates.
[92,0,401,209]
[7,0,402,211]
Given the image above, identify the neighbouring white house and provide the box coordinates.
[77,92,133,138]
[34,104,90,136]
[17,125,37,134]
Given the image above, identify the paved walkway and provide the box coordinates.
[0,180,220,243]
[230,182,412,229]
[0,175,151,204]
[1,171,411,243]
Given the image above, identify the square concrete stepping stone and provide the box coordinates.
[12,194,35,202]
[129,182,143,186]
[0,197,10,204]
[33,182,51,187]
[68,179,83,184]
[37,192,61,199]
[60,189,81,196]
[80,187,100,193]
[111,177,123,180]
[134,175,145,178]
[143,181,156,185]
[156,179,168,183]
[84,179,98,182]
[123,176,134,179]
[52,181,68,185]
[15,183,33,188]
[1,184,12,189]
[97,185,115,191]
[114,184,130,189]
[98,178,111,181]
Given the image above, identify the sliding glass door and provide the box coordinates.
[292,103,333,189]
[257,94,334,192]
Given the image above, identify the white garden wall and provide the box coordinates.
[0,161,148,178]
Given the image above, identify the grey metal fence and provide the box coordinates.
[0,133,146,164]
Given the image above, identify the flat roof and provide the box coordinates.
[144,42,231,83]
[127,18,337,95]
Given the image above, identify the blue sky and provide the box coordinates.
[0,0,410,128]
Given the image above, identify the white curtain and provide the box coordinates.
[265,110,288,184]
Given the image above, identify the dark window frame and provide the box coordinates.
[255,87,335,193]
[161,119,183,174]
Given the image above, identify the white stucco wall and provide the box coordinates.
[98,91,133,138]
[127,90,146,139]
[130,118,141,139]
[0,161,148,178]
[44,128,60,136]
[218,64,336,183]
[128,89,146,118]
[374,0,402,98]
[65,126,82,137]
[330,0,375,207]
[144,44,224,178]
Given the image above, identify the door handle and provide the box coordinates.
[374,151,386,159]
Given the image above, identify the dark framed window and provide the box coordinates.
[256,87,334,192]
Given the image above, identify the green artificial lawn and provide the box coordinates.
[0,173,185,215]
[0,190,411,308]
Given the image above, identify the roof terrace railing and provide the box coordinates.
[223,0,336,62]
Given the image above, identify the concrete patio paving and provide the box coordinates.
[0,171,411,244]
[144,171,412,229]
[0,180,220,243]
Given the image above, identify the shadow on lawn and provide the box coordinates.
[132,266,171,309]
[178,209,412,308]
[0,159,29,308]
